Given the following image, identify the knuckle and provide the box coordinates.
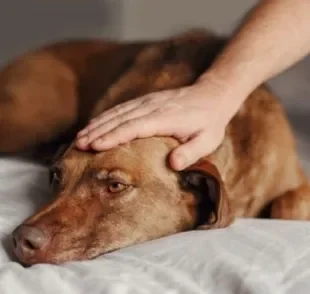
[126,119,139,128]
[117,119,137,132]
[111,113,131,125]
[153,107,165,115]
[116,115,127,124]
[141,94,163,107]
[165,102,183,111]
[141,97,153,107]
[113,105,125,115]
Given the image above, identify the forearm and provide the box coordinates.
[199,0,310,110]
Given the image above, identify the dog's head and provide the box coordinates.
[12,137,233,265]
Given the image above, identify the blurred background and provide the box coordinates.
[0,0,309,173]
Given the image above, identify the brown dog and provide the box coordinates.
[1,29,309,265]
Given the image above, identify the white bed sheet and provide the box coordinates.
[1,157,310,294]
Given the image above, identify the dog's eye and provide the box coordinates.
[107,181,128,193]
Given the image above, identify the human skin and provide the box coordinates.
[76,0,310,171]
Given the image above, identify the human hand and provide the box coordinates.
[76,80,233,171]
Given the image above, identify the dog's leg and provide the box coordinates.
[270,183,310,220]
[0,91,77,154]
[0,54,78,154]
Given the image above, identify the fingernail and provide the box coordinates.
[174,154,187,170]
[177,161,186,170]
[77,130,87,137]
[78,136,89,145]
[92,140,104,150]
[93,137,115,150]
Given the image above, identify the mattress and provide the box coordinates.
[1,58,310,294]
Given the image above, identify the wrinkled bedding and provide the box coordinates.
[1,157,310,293]
[1,57,310,294]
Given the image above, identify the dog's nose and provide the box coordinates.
[12,225,49,259]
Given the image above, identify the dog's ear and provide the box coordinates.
[179,160,233,229]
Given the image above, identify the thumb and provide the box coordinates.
[169,132,219,171]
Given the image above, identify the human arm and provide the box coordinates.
[76,0,310,170]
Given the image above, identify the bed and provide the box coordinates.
[1,53,310,294]
[1,158,310,294]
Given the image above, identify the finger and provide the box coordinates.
[90,109,192,150]
[76,105,155,148]
[75,139,91,150]
[169,132,215,171]
[92,98,145,124]
[77,99,144,137]
[77,101,141,137]
[90,113,172,150]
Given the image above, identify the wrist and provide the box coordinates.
[194,69,252,125]
[198,64,257,99]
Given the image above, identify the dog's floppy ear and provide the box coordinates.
[179,159,233,229]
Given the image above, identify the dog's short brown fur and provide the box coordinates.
[1,30,310,265]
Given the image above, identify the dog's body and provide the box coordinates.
[1,30,310,265]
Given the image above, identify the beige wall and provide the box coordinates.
[0,0,259,64]
[121,0,258,40]
[0,0,122,65]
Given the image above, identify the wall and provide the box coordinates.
[0,0,123,65]
[0,0,259,63]
[121,0,258,40]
